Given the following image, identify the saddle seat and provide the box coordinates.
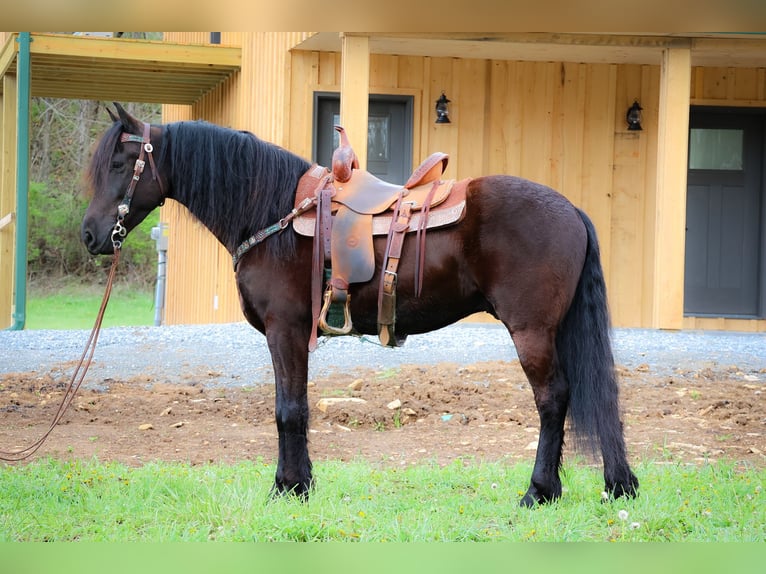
[332,163,452,214]
[293,127,468,350]
[331,125,450,214]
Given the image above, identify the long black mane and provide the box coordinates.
[87,119,311,260]
[162,121,311,258]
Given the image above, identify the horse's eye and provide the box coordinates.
[111,161,124,170]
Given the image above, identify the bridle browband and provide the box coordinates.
[111,122,163,250]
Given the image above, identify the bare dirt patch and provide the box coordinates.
[1,361,764,468]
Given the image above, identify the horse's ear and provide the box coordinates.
[106,106,119,123]
[112,102,143,134]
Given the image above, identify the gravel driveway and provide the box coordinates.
[1,322,763,387]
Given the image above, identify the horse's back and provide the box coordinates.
[461,175,588,329]
[465,174,586,251]
[466,175,583,226]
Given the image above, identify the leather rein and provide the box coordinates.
[0,123,159,462]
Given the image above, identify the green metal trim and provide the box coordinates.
[9,32,30,330]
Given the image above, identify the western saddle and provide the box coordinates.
[291,126,468,351]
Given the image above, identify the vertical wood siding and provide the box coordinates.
[691,66,766,105]
[158,33,765,331]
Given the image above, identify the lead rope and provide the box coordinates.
[0,125,157,461]
[0,250,120,462]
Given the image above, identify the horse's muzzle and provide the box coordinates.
[81,220,115,255]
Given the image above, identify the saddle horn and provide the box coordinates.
[331,126,359,184]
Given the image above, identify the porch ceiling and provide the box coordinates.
[295,33,766,68]
[0,33,240,105]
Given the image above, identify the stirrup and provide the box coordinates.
[377,323,396,348]
[318,286,353,336]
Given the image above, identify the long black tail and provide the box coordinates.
[555,209,627,465]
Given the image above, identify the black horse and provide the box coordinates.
[81,103,638,506]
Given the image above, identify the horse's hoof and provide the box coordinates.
[519,484,560,507]
[605,471,639,501]
[272,479,312,500]
[519,492,539,508]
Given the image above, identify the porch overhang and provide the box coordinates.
[0,32,241,329]
[294,32,766,68]
[0,33,241,104]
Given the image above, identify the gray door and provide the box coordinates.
[684,109,764,317]
[314,94,412,185]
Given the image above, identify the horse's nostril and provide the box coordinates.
[82,227,96,250]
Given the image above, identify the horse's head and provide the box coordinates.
[81,103,166,255]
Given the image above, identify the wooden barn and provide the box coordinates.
[2,32,766,332]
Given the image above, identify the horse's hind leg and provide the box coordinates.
[511,327,569,507]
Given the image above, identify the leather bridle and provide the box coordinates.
[111,122,163,250]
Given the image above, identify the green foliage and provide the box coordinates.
[27,181,84,275]
[27,180,160,287]
[0,458,762,542]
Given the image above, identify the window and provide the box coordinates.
[689,128,744,170]
[331,113,390,161]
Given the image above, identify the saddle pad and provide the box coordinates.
[371,199,466,235]
[293,179,469,238]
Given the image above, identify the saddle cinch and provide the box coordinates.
[293,126,469,350]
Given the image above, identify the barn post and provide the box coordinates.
[339,33,370,169]
[0,32,30,330]
[651,41,691,330]
[10,32,31,330]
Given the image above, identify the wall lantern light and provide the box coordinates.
[435,92,451,124]
[626,100,643,131]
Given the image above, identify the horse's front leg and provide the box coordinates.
[266,326,312,498]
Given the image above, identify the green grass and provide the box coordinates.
[26,283,155,330]
[0,457,762,542]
